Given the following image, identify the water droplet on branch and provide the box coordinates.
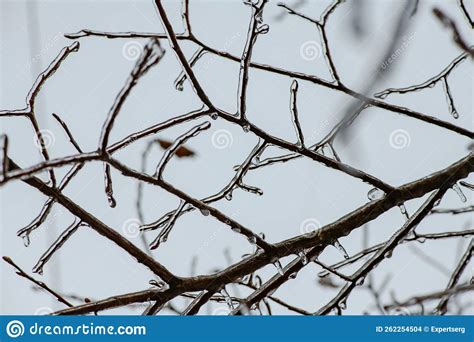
[232,227,241,233]
[417,237,426,244]
[200,209,210,216]
[22,234,31,247]
[367,188,385,201]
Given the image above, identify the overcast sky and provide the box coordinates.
[1,0,472,315]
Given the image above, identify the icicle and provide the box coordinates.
[398,204,409,219]
[247,235,257,244]
[225,192,233,201]
[242,125,250,133]
[289,272,298,279]
[104,164,116,208]
[367,188,385,201]
[107,194,116,208]
[150,235,167,250]
[175,80,184,91]
[333,240,349,259]
[272,259,284,275]
[22,234,31,247]
[221,287,234,310]
[210,112,218,120]
[452,183,467,203]
[384,250,393,258]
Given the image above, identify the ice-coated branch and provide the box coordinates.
[0,135,8,181]
[433,7,474,57]
[32,220,83,275]
[153,0,213,109]
[149,200,186,250]
[435,239,473,315]
[154,122,211,180]
[2,0,473,316]
[278,0,344,83]
[237,0,269,121]
[458,0,474,28]
[375,52,468,119]
[3,256,73,307]
[103,163,117,208]
[289,80,305,148]
[52,113,83,153]
[316,188,446,315]
[99,39,165,152]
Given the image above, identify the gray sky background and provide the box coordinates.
[1,0,472,315]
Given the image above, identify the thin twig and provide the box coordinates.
[435,239,473,314]
[289,80,305,148]
[32,220,83,275]
[433,7,474,57]
[154,122,210,180]
[3,256,73,307]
